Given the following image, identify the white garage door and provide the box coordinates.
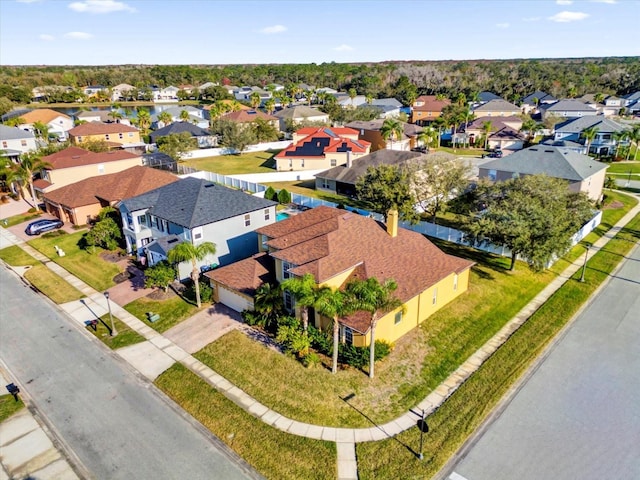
[217,286,252,312]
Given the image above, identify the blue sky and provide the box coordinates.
[1,0,638,65]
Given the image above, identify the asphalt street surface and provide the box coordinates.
[446,244,640,480]
[0,266,257,480]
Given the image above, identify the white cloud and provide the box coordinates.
[333,44,354,52]
[259,25,287,34]
[556,0,573,5]
[39,34,55,41]
[523,16,541,22]
[548,11,590,22]
[64,31,94,40]
[496,22,510,28]
[68,0,135,14]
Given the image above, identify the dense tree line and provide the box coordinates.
[1,57,638,106]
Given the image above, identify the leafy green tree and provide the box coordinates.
[249,282,284,332]
[210,118,255,153]
[157,111,172,127]
[83,208,122,251]
[462,175,594,271]
[8,152,51,205]
[345,277,403,379]
[380,118,403,149]
[82,139,110,153]
[410,155,472,220]
[356,164,416,221]
[280,273,317,331]
[179,109,190,123]
[277,188,291,204]
[252,118,279,143]
[264,186,277,201]
[144,260,175,291]
[157,132,197,161]
[167,241,217,308]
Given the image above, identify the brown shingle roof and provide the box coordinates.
[68,122,139,136]
[42,147,140,170]
[44,166,178,208]
[205,253,275,297]
[220,110,277,123]
[258,206,474,332]
[18,109,71,124]
[412,95,451,113]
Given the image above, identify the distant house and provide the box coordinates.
[539,99,598,120]
[207,206,474,349]
[149,122,217,148]
[153,86,180,102]
[151,106,208,129]
[275,127,370,171]
[540,139,587,155]
[76,110,132,126]
[477,92,504,103]
[34,146,143,196]
[111,83,135,102]
[272,105,330,131]
[553,116,629,156]
[119,177,278,279]
[43,165,178,226]
[472,99,520,117]
[361,100,403,119]
[478,145,608,201]
[345,119,423,152]
[0,125,37,160]
[315,149,423,196]
[219,109,279,130]
[83,85,108,97]
[336,94,368,108]
[233,86,272,105]
[16,109,74,141]
[521,91,557,114]
[68,122,144,153]
[411,95,451,125]
[463,116,525,152]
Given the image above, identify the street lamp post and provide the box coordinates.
[104,291,116,336]
[418,409,426,461]
[626,170,632,187]
[579,244,590,283]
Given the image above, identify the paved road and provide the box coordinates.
[446,243,640,480]
[0,267,257,480]
[615,178,640,190]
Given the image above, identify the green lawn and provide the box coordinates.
[0,211,42,227]
[123,295,201,333]
[356,212,640,480]
[0,245,39,266]
[28,231,121,291]
[155,364,336,480]
[436,146,484,156]
[182,151,279,175]
[24,265,85,303]
[0,394,24,423]
[85,313,146,349]
[605,161,640,174]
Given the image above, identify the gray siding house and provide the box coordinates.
[120,177,277,280]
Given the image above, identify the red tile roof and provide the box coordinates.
[68,122,139,136]
[276,128,370,159]
[41,147,140,170]
[205,253,275,297]
[44,166,178,208]
[257,206,474,332]
[295,126,359,137]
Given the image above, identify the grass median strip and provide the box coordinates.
[155,363,336,480]
[0,245,39,266]
[355,212,640,480]
[24,264,85,303]
[0,394,24,423]
[84,314,145,350]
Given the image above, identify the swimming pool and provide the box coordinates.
[276,212,290,222]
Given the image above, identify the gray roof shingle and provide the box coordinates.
[0,125,35,140]
[554,116,628,134]
[122,177,277,228]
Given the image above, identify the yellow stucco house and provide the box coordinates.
[207,206,474,347]
[68,122,142,147]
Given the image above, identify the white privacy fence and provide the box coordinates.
[178,168,602,266]
[181,140,291,160]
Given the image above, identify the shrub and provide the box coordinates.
[28,207,37,213]
[308,325,333,354]
[302,351,321,368]
[184,278,213,304]
[277,188,291,204]
[264,186,277,201]
[276,323,310,357]
[42,230,67,238]
[144,260,175,291]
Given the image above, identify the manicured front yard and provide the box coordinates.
[0,211,41,227]
[123,295,201,333]
[606,161,640,175]
[85,313,146,350]
[0,245,38,266]
[155,364,336,480]
[28,231,121,291]
[183,151,279,174]
[356,212,640,479]
[24,265,85,303]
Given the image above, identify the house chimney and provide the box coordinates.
[386,209,398,238]
[347,150,352,168]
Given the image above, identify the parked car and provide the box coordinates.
[482,150,503,159]
[25,219,64,236]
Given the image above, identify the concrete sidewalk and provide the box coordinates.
[1,194,638,480]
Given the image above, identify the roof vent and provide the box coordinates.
[168,238,179,244]
[204,183,215,188]
[544,150,554,153]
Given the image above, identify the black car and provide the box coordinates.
[482,150,503,159]
[25,219,64,236]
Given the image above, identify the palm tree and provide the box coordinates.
[520,118,539,144]
[417,126,436,149]
[107,110,123,122]
[348,88,357,108]
[249,92,261,110]
[581,126,599,154]
[630,125,640,161]
[167,241,217,308]
[32,121,50,143]
[253,282,284,332]
[380,118,403,150]
[136,108,152,136]
[157,111,172,127]
[280,273,317,332]
[264,98,276,115]
[432,116,446,148]
[10,152,51,207]
[315,286,351,374]
[612,130,627,158]
[345,277,403,379]
[179,110,190,123]
[365,95,373,105]
[481,121,493,150]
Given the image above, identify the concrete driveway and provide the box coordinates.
[163,303,244,354]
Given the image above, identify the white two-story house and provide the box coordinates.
[119,177,277,280]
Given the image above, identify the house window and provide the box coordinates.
[244,214,251,227]
[321,179,330,189]
[488,169,497,181]
[138,214,146,225]
[21,140,27,146]
[77,136,82,142]
[289,159,293,168]
[105,134,110,140]
[141,237,151,246]
[128,132,134,137]
[301,159,305,168]
[432,288,438,305]
[330,159,337,167]
[342,326,353,345]
[150,215,158,228]
[282,261,293,279]
[283,290,293,312]
[264,209,270,221]
[394,311,402,325]
[119,133,124,139]
[1,141,7,148]
[194,232,202,240]
[453,274,458,291]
